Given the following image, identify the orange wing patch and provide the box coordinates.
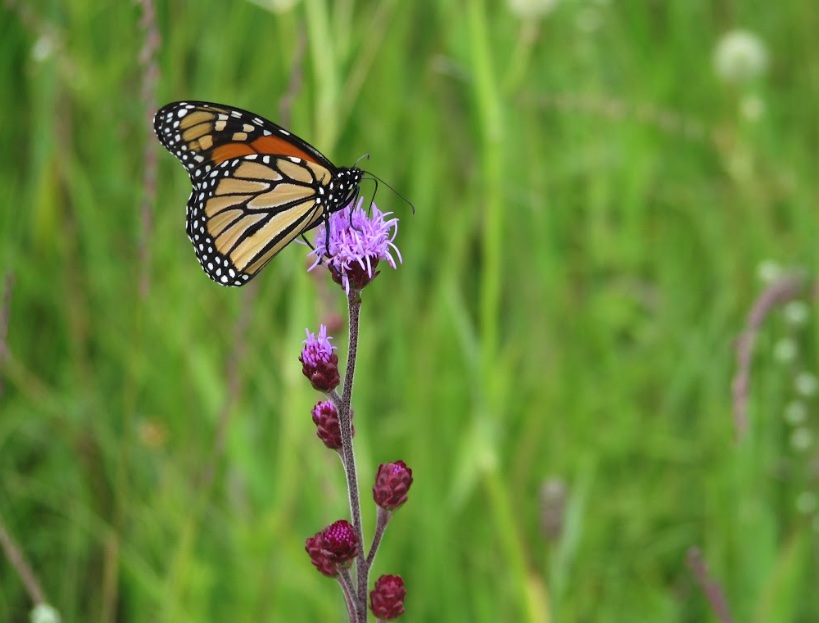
[210,142,258,164]
[210,135,323,166]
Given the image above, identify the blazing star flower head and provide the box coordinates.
[305,533,339,577]
[370,574,407,620]
[299,325,340,392]
[321,519,359,566]
[305,519,360,577]
[373,460,414,511]
[311,400,354,450]
[309,198,402,293]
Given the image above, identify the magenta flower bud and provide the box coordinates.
[299,325,340,392]
[320,519,359,567]
[305,519,360,577]
[308,199,402,294]
[311,401,354,450]
[305,533,339,577]
[370,574,406,620]
[373,460,413,511]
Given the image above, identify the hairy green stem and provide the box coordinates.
[366,508,391,569]
[338,290,366,622]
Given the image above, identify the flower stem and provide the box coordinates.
[339,290,367,621]
[365,508,391,569]
[0,509,46,606]
[337,568,358,622]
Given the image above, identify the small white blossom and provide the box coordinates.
[794,372,818,397]
[32,35,56,63]
[784,401,808,426]
[508,0,559,19]
[30,604,61,623]
[783,300,809,326]
[756,260,781,284]
[790,427,813,452]
[773,338,797,364]
[714,30,768,83]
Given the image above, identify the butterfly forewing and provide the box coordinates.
[153,101,362,286]
[154,101,335,173]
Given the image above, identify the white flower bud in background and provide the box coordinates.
[773,338,797,364]
[30,604,61,623]
[784,400,808,426]
[756,260,781,284]
[783,301,809,327]
[32,35,56,63]
[508,0,560,19]
[790,427,813,452]
[714,30,768,83]
[794,371,818,397]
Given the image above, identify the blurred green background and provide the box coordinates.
[1,0,817,621]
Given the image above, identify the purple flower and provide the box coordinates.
[309,198,402,293]
[311,400,354,450]
[305,533,339,577]
[299,325,340,392]
[321,519,359,564]
[304,519,361,577]
[370,574,406,619]
[373,460,413,511]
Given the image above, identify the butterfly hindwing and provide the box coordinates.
[187,154,329,285]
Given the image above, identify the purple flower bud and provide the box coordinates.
[311,400,354,450]
[308,199,402,293]
[305,533,339,577]
[370,574,406,620]
[299,325,340,392]
[373,460,413,511]
[304,519,360,577]
[320,519,359,566]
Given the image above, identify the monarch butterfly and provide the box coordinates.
[153,101,363,286]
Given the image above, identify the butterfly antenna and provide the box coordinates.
[362,171,415,214]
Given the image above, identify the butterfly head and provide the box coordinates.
[329,166,364,213]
